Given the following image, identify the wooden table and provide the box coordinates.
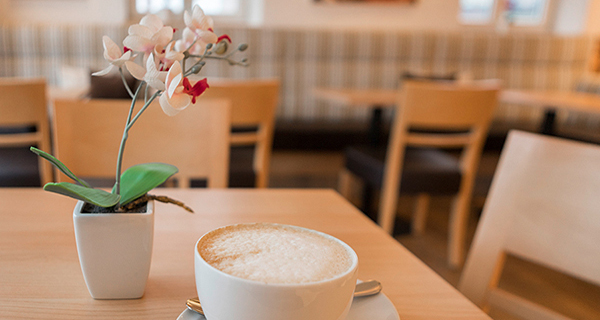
[500,89,600,135]
[0,189,489,320]
[314,87,600,136]
[313,88,398,144]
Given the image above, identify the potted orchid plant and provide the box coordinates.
[30,5,248,299]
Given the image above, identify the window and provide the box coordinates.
[506,0,548,26]
[192,0,240,16]
[459,0,496,25]
[134,0,241,17]
[458,0,549,27]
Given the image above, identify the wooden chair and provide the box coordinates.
[51,98,231,188]
[198,78,279,188]
[458,130,600,320]
[339,80,499,268]
[0,77,52,186]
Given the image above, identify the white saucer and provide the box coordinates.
[176,290,400,320]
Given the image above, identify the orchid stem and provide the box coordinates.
[119,67,135,99]
[113,82,144,199]
[127,91,161,131]
[188,54,248,67]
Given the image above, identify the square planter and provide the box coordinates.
[73,200,154,299]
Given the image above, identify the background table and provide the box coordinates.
[0,189,490,320]
[313,88,398,144]
[314,87,600,137]
[500,89,600,135]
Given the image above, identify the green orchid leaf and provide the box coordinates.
[119,163,178,206]
[30,147,91,188]
[44,182,120,207]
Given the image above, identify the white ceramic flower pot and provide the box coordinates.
[73,200,154,299]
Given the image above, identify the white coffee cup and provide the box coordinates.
[194,223,359,320]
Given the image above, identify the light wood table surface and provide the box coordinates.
[314,87,600,135]
[314,87,600,113]
[313,88,399,107]
[0,188,490,320]
[500,89,600,134]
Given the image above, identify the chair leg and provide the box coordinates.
[378,186,399,235]
[448,189,473,269]
[338,168,353,199]
[178,178,190,188]
[412,193,430,235]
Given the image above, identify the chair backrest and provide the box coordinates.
[378,80,500,232]
[198,78,280,188]
[0,77,52,184]
[51,98,231,188]
[459,130,600,320]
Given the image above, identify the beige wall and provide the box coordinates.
[261,0,463,31]
[0,0,595,35]
[586,0,600,35]
[1,0,127,24]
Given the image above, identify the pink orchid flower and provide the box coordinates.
[155,42,185,71]
[92,36,135,76]
[123,14,173,60]
[183,5,218,45]
[125,53,167,91]
[174,27,205,55]
[159,61,209,116]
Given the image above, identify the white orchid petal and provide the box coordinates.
[174,40,186,53]
[165,50,184,61]
[128,24,154,39]
[168,93,191,110]
[182,27,196,41]
[112,53,131,67]
[140,14,164,33]
[145,57,167,91]
[153,26,174,48]
[157,71,167,83]
[92,65,114,76]
[205,16,214,29]
[123,35,153,52]
[122,50,132,60]
[145,53,160,75]
[148,78,166,91]
[103,50,115,63]
[125,61,146,80]
[168,73,183,97]
[196,30,218,44]
[159,93,180,116]
[192,6,205,21]
[102,36,122,61]
[168,60,182,78]
[184,10,193,28]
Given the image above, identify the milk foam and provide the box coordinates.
[198,224,353,284]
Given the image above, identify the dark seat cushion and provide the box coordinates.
[191,146,256,188]
[401,72,457,82]
[344,145,461,195]
[89,72,139,99]
[227,146,256,188]
[0,147,42,187]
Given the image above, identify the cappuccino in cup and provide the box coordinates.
[195,223,358,320]
[198,223,353,284]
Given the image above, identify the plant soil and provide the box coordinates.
[81,194,194,213]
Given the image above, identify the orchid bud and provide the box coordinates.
[213,41,228,55]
